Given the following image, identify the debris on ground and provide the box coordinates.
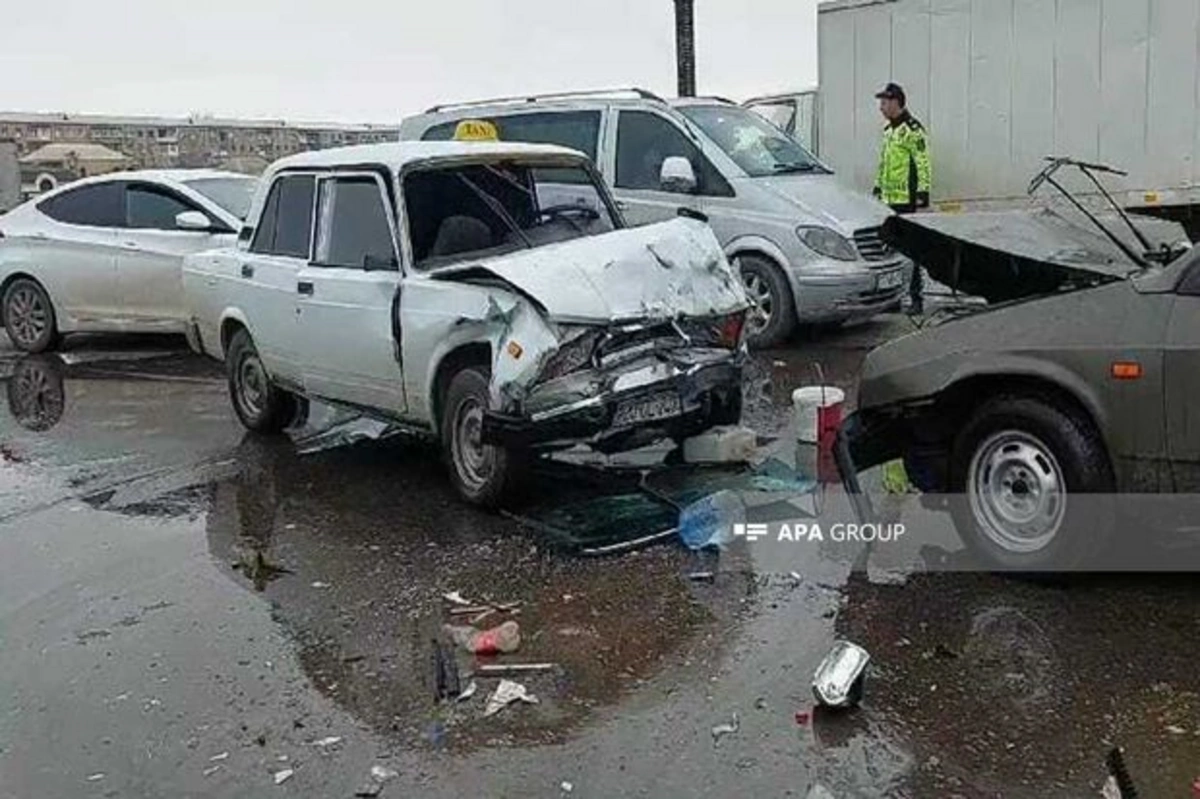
[432,638,461,701]
[447,601,521,617]
[484,679,540,716]
[687,571,715,581]
[354,782,382,797]
[678,490,745,551]
[1101,747,1137,798]
[370,766,399,782]
[711,712,740,744]
[806,784,836,799]
[444,620,521,655]
[795,709,811,726]
[86,773,105,782]
[475,663,558,676]
[812,641,870,709]
[457,681,478,702]
[881,459,915,494]
[203,765,222,777]
[561,780,574,793]
[273,768,294,785]
[209,751,229,761]
[682,426,757,464]
[749,457,818,494]
[442,591,472,606]
[310,581,331,589]
[312,736,342,749]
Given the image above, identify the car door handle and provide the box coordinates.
[297,281,314,296]
[240,264,254,279]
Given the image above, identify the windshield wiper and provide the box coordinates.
[772,162,818,174]
[455,173,532,249]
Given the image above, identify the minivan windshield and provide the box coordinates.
[403,160,619,270]
[678,105,829,178]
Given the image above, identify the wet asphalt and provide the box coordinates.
[1,323,1198,799]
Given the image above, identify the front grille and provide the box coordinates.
[853,227,893,262]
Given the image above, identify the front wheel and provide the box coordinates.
[441,366,519,508]
[737,255,796,349]
[3,278,60,353]
[948,395,1115,571]
[226,329,296,434]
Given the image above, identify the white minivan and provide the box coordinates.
[400,88,911,347]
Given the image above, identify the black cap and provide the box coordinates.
[875,82,906,106]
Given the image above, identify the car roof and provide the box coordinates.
[57,168,252,187]
[267,141,584,173]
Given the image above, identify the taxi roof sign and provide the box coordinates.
[453,119,499,142]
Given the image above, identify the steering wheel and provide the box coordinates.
[537,204,600,232]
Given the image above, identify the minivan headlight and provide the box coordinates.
[797,226,858,261]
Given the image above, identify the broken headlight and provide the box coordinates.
[539,329,603,381]
[679,311,747,350]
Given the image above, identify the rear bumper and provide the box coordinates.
[482,353,743,450]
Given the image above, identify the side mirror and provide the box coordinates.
[175,210,212,231]
[660,156,697,194]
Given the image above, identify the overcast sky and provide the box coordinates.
[1,0,817,123]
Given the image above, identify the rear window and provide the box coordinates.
[422,111,602,161]
[37,182,124,227]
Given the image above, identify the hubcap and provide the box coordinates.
[451,395,494,493]
[6,286,48,348]
[237,353,268,418]
[738,262,773,335]
[967,430,1067,553]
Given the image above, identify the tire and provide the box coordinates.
[3,278,60,353]
[6,354,66,432]
[737,255,796,348]
[226,329,295,434]
[440,366,519,508]
[948,394,1115,571]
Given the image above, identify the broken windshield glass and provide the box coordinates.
[678,105,829,178]
[404,161,619,270]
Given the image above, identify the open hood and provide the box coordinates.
[432,217,748,323]
[882,206,1190,303]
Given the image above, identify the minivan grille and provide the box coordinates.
[853,227,893,262]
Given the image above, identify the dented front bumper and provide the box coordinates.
[481,348,743,450]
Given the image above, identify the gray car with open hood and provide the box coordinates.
[841,159,1200,570]
[182,142,750,505]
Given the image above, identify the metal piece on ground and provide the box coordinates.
[457,680,478,702]
[1103,747,1138,798]
[711,711,740,744]
[432,638,461,701]
[812,641,870,709]
[475,663,558,676]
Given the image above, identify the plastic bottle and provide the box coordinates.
[677,490,745,551]
[442,620,521,654]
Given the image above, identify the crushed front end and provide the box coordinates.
[482,312,747,452]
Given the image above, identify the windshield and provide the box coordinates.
[404,160,618,270]
[678,104,827,178]
[183,176,257,220]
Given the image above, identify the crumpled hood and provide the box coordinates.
[434,218,749,323]
[750,173,893,233]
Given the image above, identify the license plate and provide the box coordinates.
[877,269,905,291]
[612,392,683,427]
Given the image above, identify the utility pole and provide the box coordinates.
[674,0,696,97]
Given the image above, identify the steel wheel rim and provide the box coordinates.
[7,286,48,348]
[738,262,773,334]
[237,353,268,418]
[451,395,493,493]
[967,430,1067,553]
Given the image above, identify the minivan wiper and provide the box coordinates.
[773,162,818,174]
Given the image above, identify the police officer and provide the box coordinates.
[873,82,931,314]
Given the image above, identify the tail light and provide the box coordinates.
[716,312,745,349]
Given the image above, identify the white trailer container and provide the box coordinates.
[751,0,1200,231]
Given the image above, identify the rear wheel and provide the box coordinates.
[737,255,795,348]
[441,366,519,507]
[226,329,296,434]
[3,278,60,353]
[949,395,1115,571]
